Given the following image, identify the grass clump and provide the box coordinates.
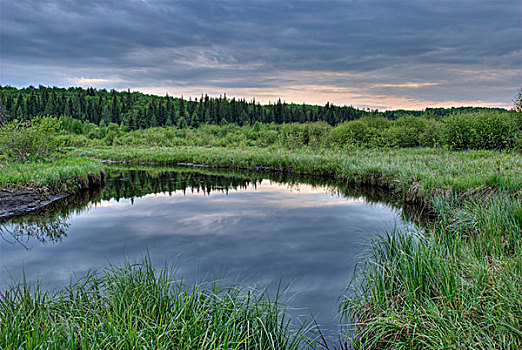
[0,257,319,350]
[342,193,522,349]
[0,156,103,193]
[0,117,104,194]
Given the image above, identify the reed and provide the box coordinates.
[0,156,102,193]
[341,193,522,349]
[0,256,321,349]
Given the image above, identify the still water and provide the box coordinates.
[0,165,413,341]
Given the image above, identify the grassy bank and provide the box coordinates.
[80,146,522,195]
[0,257,318,349]
[342,193,522,349]
[0,156,103,193]
[79,146,522,349]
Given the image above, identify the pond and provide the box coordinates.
[0,165,416,343]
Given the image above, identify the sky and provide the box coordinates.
[1,0,521,110]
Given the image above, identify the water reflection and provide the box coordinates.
[0,164,420,344]
[0,188,104,247]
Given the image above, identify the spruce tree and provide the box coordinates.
[166,113,173,127]
[150,113,158,128]
[178,96,185,122]
[111,95,120,124]
[14,93,25,118]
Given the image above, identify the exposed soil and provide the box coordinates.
[0,189,70,221]
[0,169,106,221]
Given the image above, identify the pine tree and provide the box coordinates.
[136,108,145,129]
[126,89,133,112]
[44,91,57,115]
[111,94,120,124]
[125,111,136,131]
[40,86,48,110]
[166,113,173,127]
[150,113,158,127]
[191,112,200,128]
[14,93,25,118]
[178,96,185,122]
[0,103,6,125]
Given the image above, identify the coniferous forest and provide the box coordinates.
[0,85,507,129]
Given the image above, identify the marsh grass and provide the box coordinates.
[0,156,102,193]
[0,257,321,350]
[80,146,522,194]
[341,193,522,349]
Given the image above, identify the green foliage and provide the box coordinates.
[419,118,442,147]
[441,111,521,150]
[279,122,331,149]
[0,256,318,349]
[327,120,380,148]
[81,147,522,193]
[49,109,522,152]
[0,85,375,129]
[342,194,522,349]
[0,156,102,192]
[0,116,64,162]
[1,84,514,152]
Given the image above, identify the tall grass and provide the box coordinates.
[3,143,521,348]
[0,257,321,349]
[80,147,522,194]
[0,156,102,193]
[342,193,522,349]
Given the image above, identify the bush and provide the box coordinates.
[0,116,64,162]
[419,119,442,147]
[279,122,331,149]
[382,116,428,148]
[441,112,520,150]
[358,115,391,130]
[327,120,381,148]
[58,134,89,148]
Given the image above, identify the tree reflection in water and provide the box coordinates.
[1,218,70,249]
[0,188,102,249]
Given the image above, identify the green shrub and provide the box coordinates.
[327,120,381,148]
[279,122,330,149]
[58,134,89,148]
[359,115,391,130]
[381,125,409,148]
[305,121,331,148]
[0,116,64,162]
[469,111,519,149]
[419,119,442,147]
[279,123,308,148]
[441,112,520,150]
[381,116,428,148]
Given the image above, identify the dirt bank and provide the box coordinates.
[0,170,105,221]
[0,189,70,220]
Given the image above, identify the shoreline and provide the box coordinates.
[0,170,105,221]
[0,189,70,221]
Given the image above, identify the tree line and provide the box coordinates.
[0,85,508,130]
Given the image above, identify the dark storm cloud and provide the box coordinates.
[1,0,520,108]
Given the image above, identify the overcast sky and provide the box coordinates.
[1,0,521,109]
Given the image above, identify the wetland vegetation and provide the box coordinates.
[0,86,521,349]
